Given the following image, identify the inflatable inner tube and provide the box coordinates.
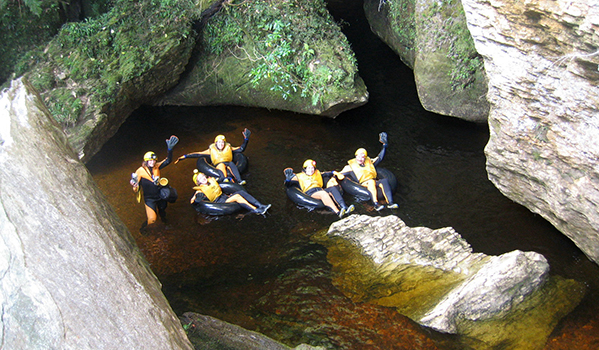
[340,167,398,202]
[285,183,326,210]
[196,153,248,181]
[192,182,246,216]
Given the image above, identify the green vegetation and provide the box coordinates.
[201,0,358,106]
[0,0,64,84]
[422,0,483,91]
[21,0,197,126]
[387,0,416,50]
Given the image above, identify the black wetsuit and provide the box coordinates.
[139,149,173,214]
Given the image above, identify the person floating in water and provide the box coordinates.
[130,135,179,227]
[284,159,355,218]
[340,132,398,211]
[191,170,271,215]
[176,129,251,185]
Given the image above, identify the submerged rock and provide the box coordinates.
[0,78,192,349]
[364,0,489,122]
[315,215,585,349]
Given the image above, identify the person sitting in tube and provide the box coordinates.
[175,128,251,185]
[191,170,271,215]
[340,132,398,211]
[130,135,179,227]
[284,159,355,218]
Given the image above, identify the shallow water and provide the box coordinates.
[86,0,599,348]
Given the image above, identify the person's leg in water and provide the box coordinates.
[224,162,245,185]
[215,163,229,181]
[377,178,398,209]
[362,179,384,211]
[141,200,158,231]
[227,191,271,214]
[157,200,168,221]
[309,189,344,217]
[324,186,355,217]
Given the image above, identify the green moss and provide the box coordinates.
[201,0,358,107]
[388,0,416,50]
[0,0,64,84]
[23,0,199,126]
[421,0,483,91]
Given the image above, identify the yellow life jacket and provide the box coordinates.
[348,157,377,184]
[296,170,323,193]
[209,143,233,164]
[198,177,223,202]
[135,166,160,183]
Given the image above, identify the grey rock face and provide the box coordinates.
[0,78,192,349]
[461,0,599,265]
[419,250,548,333]
[320,215,583,349]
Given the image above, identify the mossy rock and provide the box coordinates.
[157,0,368,117]
[365,0,489,122]
[19,0,203,161]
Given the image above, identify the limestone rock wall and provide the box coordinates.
[461,0,599,265]
[316,215,584,349]
[0,78,192,349]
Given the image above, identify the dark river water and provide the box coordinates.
[87,0,599,348]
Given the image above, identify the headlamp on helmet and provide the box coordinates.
[144,151,157,161]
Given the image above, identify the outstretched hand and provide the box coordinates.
[379,132,388,146]
[284,168,295,182]
[242,128,251,139]
[333,171,345,180]
[166,135,179,150]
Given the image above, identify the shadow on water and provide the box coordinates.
[86,0,599,348]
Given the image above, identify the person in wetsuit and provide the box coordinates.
[284,159,355,218]
[340,132,398,211]
[191,170,271,215]
[130,135,179,227]
[176,128,251,185]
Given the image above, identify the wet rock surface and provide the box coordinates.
[461,0,599,266]
[315,215,585,349]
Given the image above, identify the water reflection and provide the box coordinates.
[86,0,599,347]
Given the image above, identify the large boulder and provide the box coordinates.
[364,0,489,122]
[315,215,584,349]
[22,0,199,162]
[461,0,599,265]
[157,0,368,117]
[0,78,192,349]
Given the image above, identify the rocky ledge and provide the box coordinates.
[314,215,585,349]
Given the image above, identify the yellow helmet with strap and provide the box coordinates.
[355,148,367,157]
[214,135,226,143]
[303,159,316,169]
[192,169,202,185]
[144,151,157,161]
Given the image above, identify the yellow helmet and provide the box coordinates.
[355,148,367,157]
[144,151,157,161]
[192,169,203,185]
[303,159,316,169]
[214,135,226,143]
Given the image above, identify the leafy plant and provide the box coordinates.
[201,0,358,106]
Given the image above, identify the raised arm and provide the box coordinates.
[372,132,387,167]
[158,135,179,169]
[232,128,251,153]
